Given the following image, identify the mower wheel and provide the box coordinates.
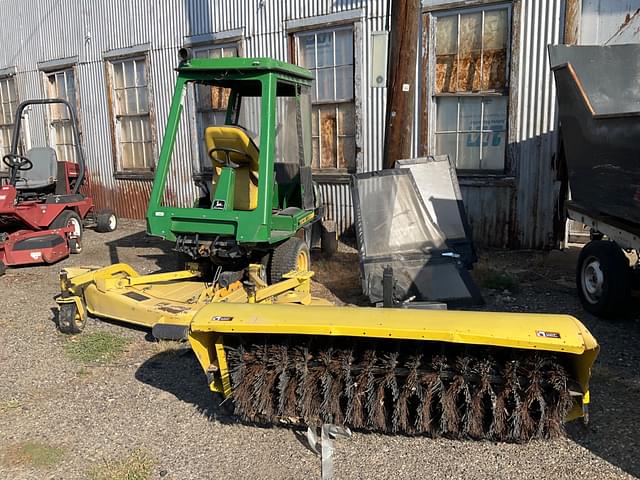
[51,210,83,254]
[58,302,86,334]
[96,209,118,233]
[576,240,631,318]
[269,237,310,284]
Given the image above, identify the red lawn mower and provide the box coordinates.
[0,98,117,276]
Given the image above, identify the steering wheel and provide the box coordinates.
[207,147,249,169]
[2,154,33,171]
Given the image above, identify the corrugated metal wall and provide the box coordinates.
[511,0,564,248]
[0,0,390,235]
[580,0,640,44]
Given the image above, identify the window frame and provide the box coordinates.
[425,2,513,176]
[104,53,156,179]
[42,65,81,164]
[0,73,19,175]
[290,21,361,179]
[186,40,242,179]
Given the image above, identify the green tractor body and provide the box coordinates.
[146,56,323,270]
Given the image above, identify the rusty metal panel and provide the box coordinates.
[460,183,514,248]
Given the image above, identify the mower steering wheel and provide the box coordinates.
[2,154,33,171]
[207,147,249,169]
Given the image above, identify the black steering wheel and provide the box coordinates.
[207,147,250,169]
[2,154,33,171]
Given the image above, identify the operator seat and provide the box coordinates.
[204,126,259,211]
[15,147,57,190]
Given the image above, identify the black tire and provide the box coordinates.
[576,240,631,318]
[321,221,338,258]
[96,209,118,233]
[0,261,5,277]
[51,210,83,254]
[268,237,310,285]
[58,302,86,334]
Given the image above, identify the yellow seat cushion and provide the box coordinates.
[204,126,259,211]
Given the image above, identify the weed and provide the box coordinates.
[0,399,21,412]
[3,441,65,468]
[87,449,154,480]
[64,332,130,363]
[476,268,519,292]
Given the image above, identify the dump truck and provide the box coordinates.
[56,54,599,442]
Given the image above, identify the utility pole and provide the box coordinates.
[383,0,420,169]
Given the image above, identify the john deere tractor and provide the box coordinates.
[147,52,331,284]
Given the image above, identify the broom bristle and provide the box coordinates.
[224,335,576,442]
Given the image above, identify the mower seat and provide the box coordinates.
[204,126,259,211]
[15,147,57,190]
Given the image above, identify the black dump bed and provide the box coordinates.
[549,44,640,225]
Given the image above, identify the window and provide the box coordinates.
[432,5,510,171]
[295,27,356,172]
[193,44,238,173]
[45,68,79,163]
[107,57,153,172]
[0,75,18,171]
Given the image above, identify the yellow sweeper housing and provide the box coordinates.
[56,264,598,442]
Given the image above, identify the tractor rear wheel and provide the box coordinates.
[96,209,118,233]
[51,210,83,254]
[268,237,310,284]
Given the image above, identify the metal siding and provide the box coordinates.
[510,0,563,248]
[0,0,388,233]
[581,0,640,44]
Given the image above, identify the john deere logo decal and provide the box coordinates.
[536,330,561,339]
[212,200,226,210]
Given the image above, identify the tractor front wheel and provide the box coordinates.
[51,210,83,254]
[268,237,310,284]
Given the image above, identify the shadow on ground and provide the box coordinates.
[105,230,186,271]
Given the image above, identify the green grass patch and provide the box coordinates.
[64,332,130,363]
[475,268,519,292]
[87,449,154,480]
[3,441,65,468]
[0,399,21,412]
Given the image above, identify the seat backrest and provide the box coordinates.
[204,126,259,211]
[15,147,58,190]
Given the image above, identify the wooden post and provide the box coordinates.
[383,0,421,169]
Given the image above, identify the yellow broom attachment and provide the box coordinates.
[189,303,599,442]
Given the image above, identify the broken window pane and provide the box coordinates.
[483,9,508,90]
[319,105,338,169]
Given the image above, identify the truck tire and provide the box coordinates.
[96,209,118,233]
[268,237,310,285]
[576,240,631,318]
[51,210,83,254]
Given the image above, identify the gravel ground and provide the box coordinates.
[0,220,639,479]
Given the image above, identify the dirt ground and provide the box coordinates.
[1,220,639,479]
